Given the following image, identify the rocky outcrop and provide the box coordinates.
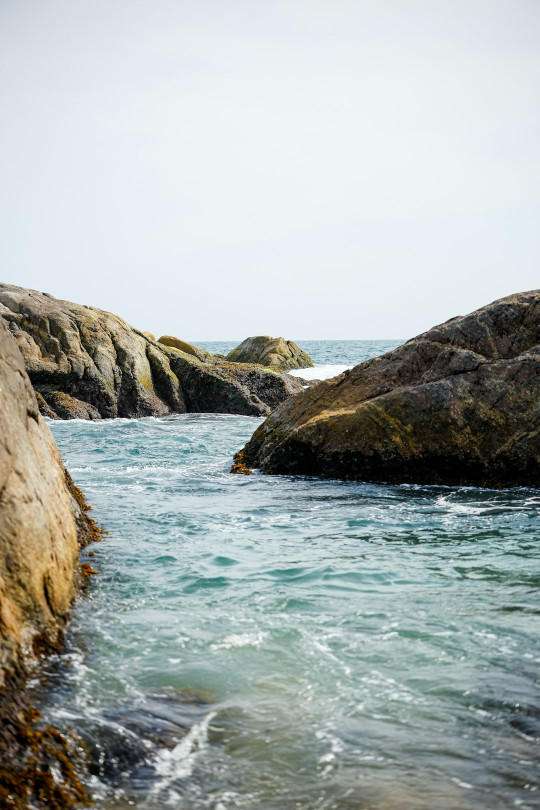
[0,284,303,420]
[157,335,211,362]
[226,335,314,370]
[233,291,540,488]
[0,316,101,807]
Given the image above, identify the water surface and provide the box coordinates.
[40,341,539,810]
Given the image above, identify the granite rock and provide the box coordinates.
[234,291,540,488]
[0,284,303,419]
[226,335,314,370]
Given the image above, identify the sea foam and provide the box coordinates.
[288,363,350,381]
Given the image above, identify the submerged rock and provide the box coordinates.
[226,335,314,370]
[0,284,303,419]
[234,290,540,488]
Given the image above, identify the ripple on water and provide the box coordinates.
[38,409,540,810]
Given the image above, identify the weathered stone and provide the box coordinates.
[0,316,99,807]
[0,315,103,685]
[234,291,540,488]
[226,335,314,370]
[157,335,211,362]
[142,331,156,340]
[43,391,102,420]
[0,284,303,419]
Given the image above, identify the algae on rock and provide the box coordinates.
[226,335,314,371]
[234,290,540,488]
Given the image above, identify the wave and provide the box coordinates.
[288,364,351,381]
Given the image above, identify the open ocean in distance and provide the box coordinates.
[37,340,540,809]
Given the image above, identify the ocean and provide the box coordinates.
[37,341,539,809]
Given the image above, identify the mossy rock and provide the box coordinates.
[226,336,314,370]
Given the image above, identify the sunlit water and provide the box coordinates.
[37,341,539,809]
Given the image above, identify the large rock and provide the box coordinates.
[157,335,211,362]
[0,284,303,419]
[0,315,99,806]
[233,291,540,488]
[226,335,314,370]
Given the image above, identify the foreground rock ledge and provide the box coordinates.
[0,316,103,807]
[233,290,540,488]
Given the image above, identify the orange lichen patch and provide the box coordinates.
[64,470,108,548]
[230,452,253,475]
[81,562,99,577]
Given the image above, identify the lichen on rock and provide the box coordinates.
[0,284,303,419]
[226,335,314,370]
[234,290,540,488]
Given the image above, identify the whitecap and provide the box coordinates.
[288,364,351,381]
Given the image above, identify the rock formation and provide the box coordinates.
[157,335,211,362]
[226,335,314,370]
[0,284,303,420]
[233,291,540,488]
[0,316,101,807]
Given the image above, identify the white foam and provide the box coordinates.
[151,711,216,789]
[211,631,267,650]
[288,364,350,381]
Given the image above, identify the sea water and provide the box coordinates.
[39,341,539,809]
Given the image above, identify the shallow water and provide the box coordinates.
[39,341,539,809]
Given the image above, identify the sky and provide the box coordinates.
[0,0,539,341]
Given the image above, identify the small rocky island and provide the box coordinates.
[226,335,314,370]
[233,290,540,488]
[0,284,307,420]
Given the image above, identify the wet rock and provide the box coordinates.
[77,691,211,795]
[0,284,303,419]
[226,335,314,370]
[234,290,540,488]
[42,391,102,420]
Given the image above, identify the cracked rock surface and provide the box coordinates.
[0,284,303,419]
[234,290,540,488]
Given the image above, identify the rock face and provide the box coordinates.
[0,315,100,806]
[234,291,540,488]
[226,335,314,370]
[0,284,303,420]
[0,314,103,680]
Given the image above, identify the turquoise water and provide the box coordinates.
[41,342,539,809]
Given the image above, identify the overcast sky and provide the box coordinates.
[1,0,538,340]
